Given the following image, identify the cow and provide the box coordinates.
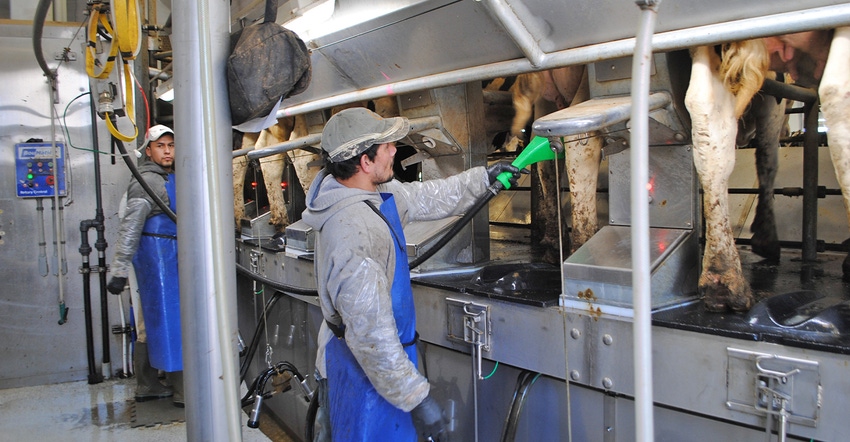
[233,116,301,231]
[233,97,400,231]
[508,30,842,313]
[503,66,602,263]
[686,28,850,312]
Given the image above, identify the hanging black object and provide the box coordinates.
[227,0,311,125]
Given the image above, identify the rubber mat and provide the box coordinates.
[130,397,185,427]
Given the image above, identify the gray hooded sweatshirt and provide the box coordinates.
[110,157,173,280]
[301,166,490,412]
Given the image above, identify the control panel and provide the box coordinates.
[15,142,67,198]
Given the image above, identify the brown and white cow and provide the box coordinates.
[233,116,301,231]
[233,97,401,231]
[686,28,849,312]
[505,66,603,263]
[509,29,846,313]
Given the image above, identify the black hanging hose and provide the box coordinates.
[239,290,283,382]
[408,182,503,270]
[33,0,56,81]
[501,370,541,442]
[305,383,320,441]
[236,261,319,296]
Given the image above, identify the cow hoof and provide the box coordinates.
[750,233,780,263]
[700,275,754,313]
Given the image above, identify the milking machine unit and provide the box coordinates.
[535,51,699,315]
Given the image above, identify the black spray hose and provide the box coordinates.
[234,261,320,381]
[32,0,56,81]
[305,384,320,442]
[408,181,504,270]
[501,370,541,442]
[111,131,177,222]
[236,261,319,296]
[239,290,283,382]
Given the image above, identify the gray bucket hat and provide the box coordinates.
[321,107,410,163]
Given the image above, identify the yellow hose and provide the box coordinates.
[86,1,142,142]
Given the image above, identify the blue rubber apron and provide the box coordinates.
[132,173,182,372]
[327,193,418,442]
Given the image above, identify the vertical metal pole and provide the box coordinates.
[801,100,820,262]
[171,0,241,440]
[631,2,659,441]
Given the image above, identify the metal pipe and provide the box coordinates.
[36,198,49,276]
[802,98,820,262]
[242,115,443,160]
[172,0,242,439]
[244,133,321,160]
[760,79,817,105]
[630,2,659,442]
[78,219,102,385]
[480,0,545,68]
[277,4,850,118]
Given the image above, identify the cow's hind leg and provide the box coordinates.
[748,93,785,262]
[819,27,850,279]
[233,131,260,224]
[686,46,754,311]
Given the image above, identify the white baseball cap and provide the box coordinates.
[142,124,174,149]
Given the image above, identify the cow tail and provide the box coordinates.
[719,40,770,118]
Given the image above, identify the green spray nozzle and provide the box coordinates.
[496,136,564,189]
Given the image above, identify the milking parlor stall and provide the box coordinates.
[6,0,850,441]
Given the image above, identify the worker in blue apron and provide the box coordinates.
[132,173,182,373]
[108,125,184,407]
[301,108,521,441]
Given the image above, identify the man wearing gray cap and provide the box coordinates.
[302,107,519,441]
[107,125,184,407]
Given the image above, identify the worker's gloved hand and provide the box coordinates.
[107,276,128,295]
[486,162,523,188]
[411,394,448,442]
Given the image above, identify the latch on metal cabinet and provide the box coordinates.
[726,348,821,439]
[446,298,491,379]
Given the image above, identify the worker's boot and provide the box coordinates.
[168,370,185,408]
[134,342,173,402]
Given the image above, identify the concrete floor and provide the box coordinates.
[0,377,287,441]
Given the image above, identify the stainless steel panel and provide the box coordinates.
[411,283,850,440]
[235,240,318,295]
[405,216,459,258]
[284,219,315,252]
[609,144,697,229]
[533,92,671,138]
[726,348,821,427]
[562,225,699,310]
[281,1,850,113]
[0,23,131,388]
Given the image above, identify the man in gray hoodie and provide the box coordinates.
[301,107,519,441]
[107,125,184,407]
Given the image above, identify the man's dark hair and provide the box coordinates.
[324,143,380,180]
